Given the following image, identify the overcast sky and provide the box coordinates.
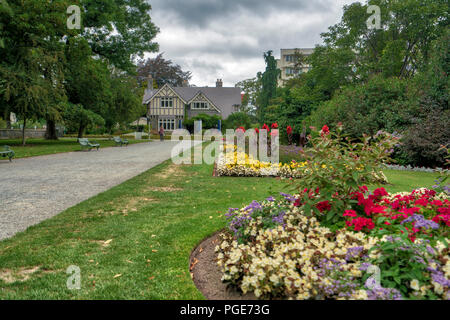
[146,0,358,87]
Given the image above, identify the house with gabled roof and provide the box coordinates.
[142,78,242,132]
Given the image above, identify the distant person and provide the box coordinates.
[159,125,164,141]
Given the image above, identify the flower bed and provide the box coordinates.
[215,147,306,178]
[215,147,388,183]
[215,188,450,300]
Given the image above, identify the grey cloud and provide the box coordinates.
[149,0,332,28]
[146,0,356,86]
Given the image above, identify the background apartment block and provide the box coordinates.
[276,48,314,86]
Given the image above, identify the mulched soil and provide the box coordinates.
[190,231,257,300]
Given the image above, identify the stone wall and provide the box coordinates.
[0,129,46,139]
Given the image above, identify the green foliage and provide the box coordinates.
[259,51,280,122]
[400,106,450,167]
[63,103,105,137]
[367,235,444,299]
[222,112,253,131]
[294,124,398,224]
[184,113,221,132]
[305,76,420,138]
[236,77,261,115]
[81,0,160,72]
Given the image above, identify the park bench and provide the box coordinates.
[113,136,129,147]
[0,145,15,162]
[78,138,100,151]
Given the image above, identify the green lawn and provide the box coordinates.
[0,155,441,299]
[0,138,149,159]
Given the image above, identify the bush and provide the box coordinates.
[184,113,221,132]
[293,124,398,224]
[304,76,420,139]
[223,112,252,131]
[400,106,450,168]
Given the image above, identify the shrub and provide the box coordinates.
[304,76,420,139]
[293,124,398,224]
[184,113,221,132]
[223,112,252,131]
[400,106,450,168]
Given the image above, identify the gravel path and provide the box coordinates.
[0,140,201,241]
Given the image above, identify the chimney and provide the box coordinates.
[147,75,154,89]
[216,79,223,87]
[182,79,189,87]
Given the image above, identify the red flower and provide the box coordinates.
[236,126,246,133]
[320,125,330,137]
[262,124,269,132]
[343,210,357,217]
[373,187,388,198]
[316,201,331,212]
[294,198,303,207]
[348,217,375,231]
[271,122,278,129]
[414,198,429,207]
[254,127,259,133]
[287,126,293,135]
[431,200,443,206]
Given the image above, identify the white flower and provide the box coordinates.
[410,279,420,291]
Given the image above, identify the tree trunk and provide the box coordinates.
[45,119,59,140]
[22,117,27,146]
[77,123,85,139]
[5,110,11,129]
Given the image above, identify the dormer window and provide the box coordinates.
[192,102,209,109]
[161,97,173,108]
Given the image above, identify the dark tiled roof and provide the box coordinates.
[143,86,242,118]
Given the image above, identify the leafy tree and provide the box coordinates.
[304,76,420,138]
[258,50,280,123]
[104,73,145,132]
[0,0,70,144]
[64,38,113,127]
[321,0,449,80]
[235,77,261,115]
[136,53,192,88]
[63,103,105,138]
[81,0,160,72]
[0,0,12,48]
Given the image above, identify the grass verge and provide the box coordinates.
[0,138,150,159]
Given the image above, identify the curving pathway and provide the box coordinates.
[0,140,201,240]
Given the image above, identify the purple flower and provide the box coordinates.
[401,214,439,230]
[266,196,275,202]
[244,200,262,213]
[280,192,296,202]
[345,246,364,261]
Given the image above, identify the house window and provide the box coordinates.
[160,97,173,108]
[285,55,293,62]
[158,118,175,131]
[192,102,209,109]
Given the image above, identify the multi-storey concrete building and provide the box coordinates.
[276,48,314,86]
